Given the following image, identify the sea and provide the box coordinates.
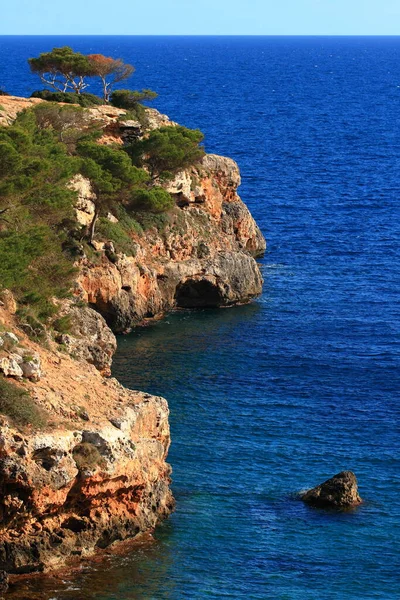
[0,36,399,599]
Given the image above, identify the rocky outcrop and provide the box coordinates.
[0,299,174,575]
[0,330,42,382]
[0,96,43,126]
[76,151,266,333]
[55,303,117,375]
[301,471,362,509]
[68,174,96,227]
[0,390,173,574]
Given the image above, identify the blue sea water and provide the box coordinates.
[1,36,400,599]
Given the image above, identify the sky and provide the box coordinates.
[2,0,400,36]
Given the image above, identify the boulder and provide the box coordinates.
[56,305,117,374]
[20,355,41,382]
[0,290,17,315]
[301,471,362,509]
[2,332,19,347]
[0,357,23,379]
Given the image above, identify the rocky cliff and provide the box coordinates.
[71,108,266,332]
[0,304,174,575]
[0,95,265,577]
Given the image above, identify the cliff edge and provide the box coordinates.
[0,95,265,575]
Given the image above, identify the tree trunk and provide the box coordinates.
[89,206,100,245]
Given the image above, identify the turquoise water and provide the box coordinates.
[1,36,400,598]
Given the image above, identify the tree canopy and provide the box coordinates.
[28,47,95,94]
[87,55,134,102]
[28,47,134,100]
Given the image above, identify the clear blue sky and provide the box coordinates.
[2,0,400,35]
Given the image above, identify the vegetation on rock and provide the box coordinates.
[111,88,158,109]
[31,90,104,107]
[0,376,47,429]
[0,96,205,325]
[128,125,205,180]
[72,442,106,471]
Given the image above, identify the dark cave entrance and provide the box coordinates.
[175,279,224,308]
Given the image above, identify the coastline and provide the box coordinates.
[0,95,265,579]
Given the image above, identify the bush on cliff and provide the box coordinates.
[31,90,103,107]
[0,377,48,429]
[77,141,149,241]
[111,89,157,124]
[127,125,205,180]
[0,108,80,323]
[73,442,106,471]
[131,187,174,213]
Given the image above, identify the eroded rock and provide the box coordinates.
[0,394,174,574]
[0,357,23,379]
[56,304,117,374]
[301,471,362,509]
[0,290,17,315]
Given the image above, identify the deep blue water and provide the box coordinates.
[1,36,400,599]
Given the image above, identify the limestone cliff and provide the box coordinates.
[0,96,265,577]
[76,149,265,331]
[0,304,174,575]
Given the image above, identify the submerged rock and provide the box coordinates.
[301,471,362,509]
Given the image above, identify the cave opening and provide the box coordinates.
[175,279,224,308]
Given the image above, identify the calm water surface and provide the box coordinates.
[1,36,400,599]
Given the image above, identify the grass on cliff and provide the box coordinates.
[0,376,48,429]
[73,442,106,471]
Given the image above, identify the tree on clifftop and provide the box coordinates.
[28,47,95,94]
[87,55,134,102]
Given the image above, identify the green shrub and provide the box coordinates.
[131,187,174,213]
[72,442,106,471]
[113,204,143,236]
[111,89,158,127]
[0,141,23,176]
[0,377,48,429]
[111,89,157,109]
[127,125,205,180]
[31,90,103,107]
[97,218,135,254]
[52,314,72,334]
[0,112,81,326]
[134,210,171,232]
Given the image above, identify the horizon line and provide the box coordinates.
[2,33,400,37]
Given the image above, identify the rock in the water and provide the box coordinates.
[301,471,362,509]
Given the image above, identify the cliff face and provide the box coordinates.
[75,149,265,332]
[0,96,265,576]
[0,307,174,574]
